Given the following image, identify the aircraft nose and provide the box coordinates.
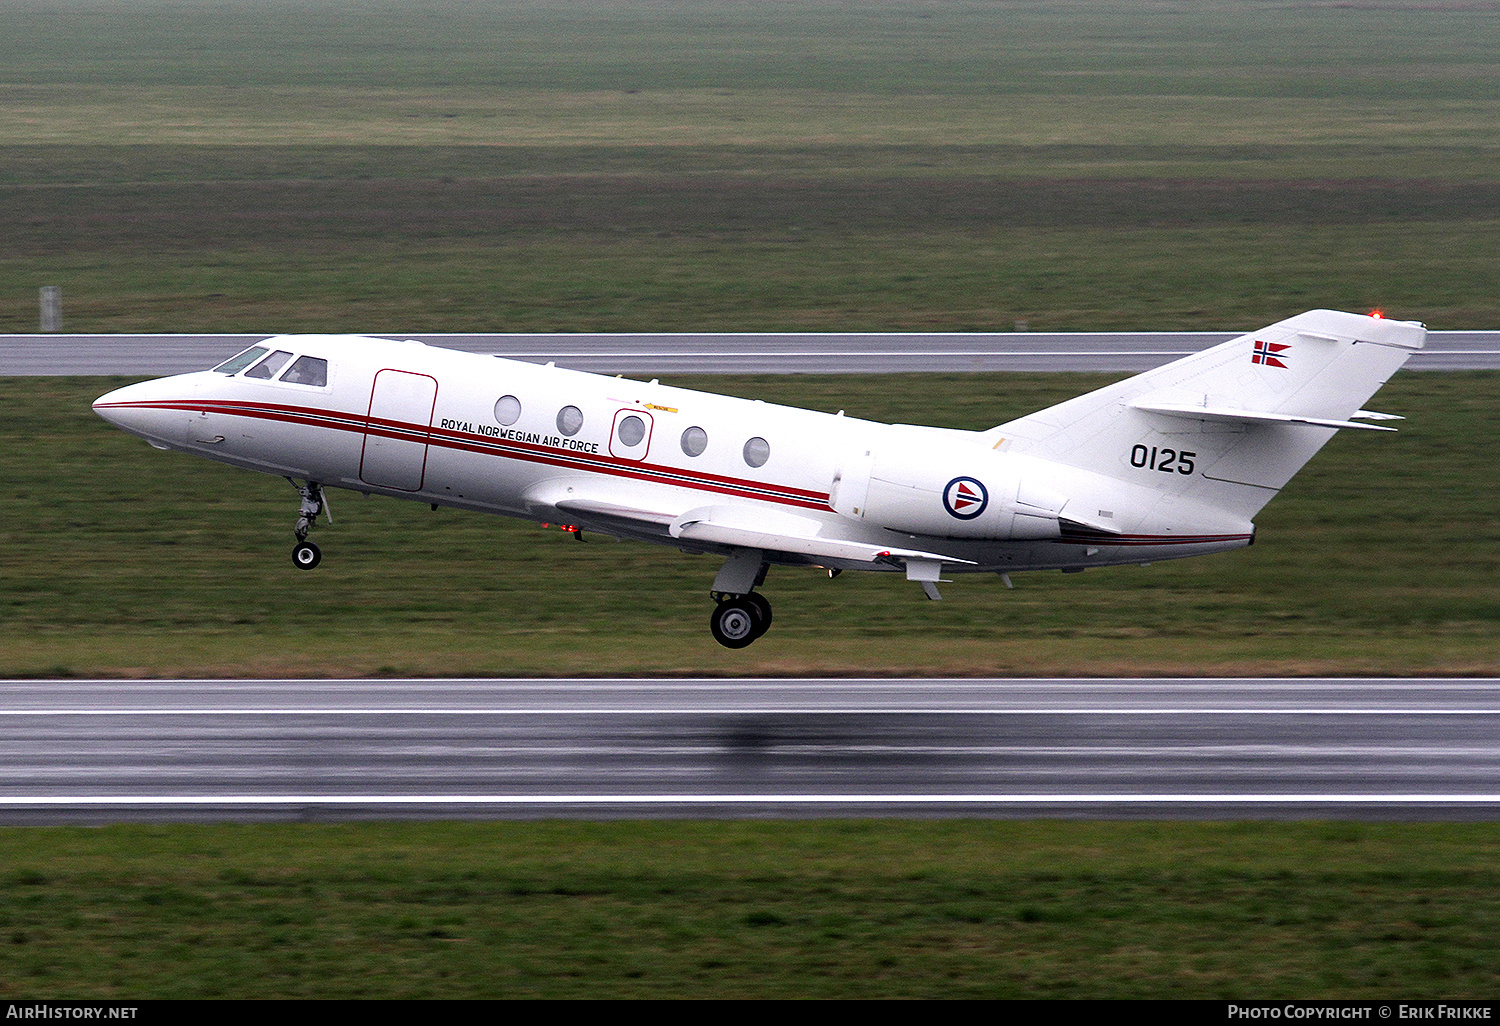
[93,378,192,446]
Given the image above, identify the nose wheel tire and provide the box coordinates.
[292,540,322,570]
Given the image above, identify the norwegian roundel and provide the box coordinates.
[942,476,989,520]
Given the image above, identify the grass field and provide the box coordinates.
[1,0,1497,333]
[0,820,1498,998]
[4,370,1495,679]
[2,0,1497,98]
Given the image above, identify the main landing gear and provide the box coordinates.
[288,478,329,570]
[709,591,773,649]
[708,548,774,648]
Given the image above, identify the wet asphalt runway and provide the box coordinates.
[1,677,1497,823]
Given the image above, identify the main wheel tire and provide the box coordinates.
[292,540,322,570]
[744,592,773,634]
[710,599,759,649]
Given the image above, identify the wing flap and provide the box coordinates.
[552,496,681,526]
[670,505,976,566]
[523,478,688,528]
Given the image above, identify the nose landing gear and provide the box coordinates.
[287,478,329,570]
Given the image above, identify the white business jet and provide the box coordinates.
[94,309,1423,648]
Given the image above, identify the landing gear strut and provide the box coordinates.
[709,591,773,649]
[288,478,329,570]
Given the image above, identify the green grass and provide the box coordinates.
[3,0,1497,98]
[5,87,1500,148]
[1,1,1497,333]
[5,220,1497,334]
[3,372,1497,679]
[1,820,1498,998]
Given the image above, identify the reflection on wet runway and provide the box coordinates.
[1,677,1498,822]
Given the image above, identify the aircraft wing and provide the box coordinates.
[669,504,976,567]
[523,477,686,529]
[530,482,975,567]
[550,496,681,526]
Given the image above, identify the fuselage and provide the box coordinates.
[92,334,1253,577]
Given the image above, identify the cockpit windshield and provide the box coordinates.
[244,350,294,379]
[212,346,268,375]
[280,356,328,387]
[210,346,329,386]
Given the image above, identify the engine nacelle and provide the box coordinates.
[831,440,1066,540]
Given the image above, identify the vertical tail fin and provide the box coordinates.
[983,310,1424,521]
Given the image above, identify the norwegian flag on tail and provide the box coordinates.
[1252,339,1290,368]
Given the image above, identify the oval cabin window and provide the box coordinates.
[681,426,708,457]
[557,405,584,436]
[743,436,770,468]
[617,415,646,447]
[494,395,522,425]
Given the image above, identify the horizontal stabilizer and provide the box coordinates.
[1128,400,1398,432]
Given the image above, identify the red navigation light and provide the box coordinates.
[1369,308,1385,319]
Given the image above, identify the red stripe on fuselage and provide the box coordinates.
[102,398,833,511]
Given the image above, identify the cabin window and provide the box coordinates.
[494,395,522,425]
[213,346,268,375]
[557,405,584,436]
[743,436,770,468]
[617,415,646,447]
[244,350,293,380]
[279,355,328,387]
[680,426,708,457]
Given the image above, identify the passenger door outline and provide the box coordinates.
[360,369,438,491]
